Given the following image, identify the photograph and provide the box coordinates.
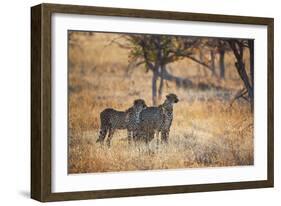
[67,31,254,174]
[30,3,274,202]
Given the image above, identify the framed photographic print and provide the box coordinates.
[31,3,274,202]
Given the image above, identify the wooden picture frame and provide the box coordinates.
[31,3,274,202]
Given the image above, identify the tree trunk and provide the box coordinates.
[210,50,216,76]
[248,40,254,112]
[158,66,164,102]
[228,40,254,112]
[152,71,158,106]
[219,49,225,79]
[198,50,208,77]
[155,36,165,104]
[235,61,253,112]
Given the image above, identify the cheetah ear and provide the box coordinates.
[141,99,146,106]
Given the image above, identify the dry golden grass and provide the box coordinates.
[68,32,253,174]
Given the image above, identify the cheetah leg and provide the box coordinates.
[133,128,140,141]
[156,131,160,150]
[127,130,132,145]
[106,129,115,147]
[146,130,154,144]
[145,130,155,154]
[133,130,140,147]
[97,127,107,144]
[161,130,169,143]
[143,130,148,144]
[132,128,142,146]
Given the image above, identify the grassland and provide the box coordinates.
[68,32,253,173]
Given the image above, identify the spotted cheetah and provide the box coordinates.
[96,99,147,146]
[137,93,179,143]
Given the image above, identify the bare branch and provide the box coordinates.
[104,34,140,50]
[230,88,248,107]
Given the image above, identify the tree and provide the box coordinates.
[111,34,254,110]
[204,39,230,79]
[122,34,214,105]
[227,39,254,112]
[218,40,228,79]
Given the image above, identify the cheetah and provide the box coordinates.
[96,99,147,146]
[137,93,179,143]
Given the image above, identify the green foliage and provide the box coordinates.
[124,34,200,70]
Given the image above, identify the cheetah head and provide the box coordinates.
[166,93,179,104]
[133,99,147,111]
